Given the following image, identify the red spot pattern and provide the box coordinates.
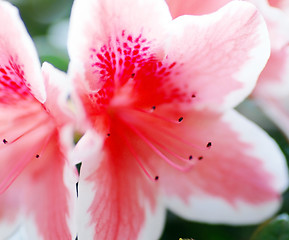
[85,30,193,121]
[0,57,32,104]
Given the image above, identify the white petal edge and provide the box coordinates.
[217,2,270,110]
[165,109,288,224]
[76,165,167,240]
[223,110,288,193]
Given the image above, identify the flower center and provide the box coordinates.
[0,56,33,104]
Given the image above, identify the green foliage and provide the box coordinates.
[251,214,289,240]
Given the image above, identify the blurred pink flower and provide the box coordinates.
[68,0,288,239]
[166,0,289,140]
[0,2,75,239]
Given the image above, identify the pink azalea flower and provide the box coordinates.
[166,0,289,140]
[0,2,76,239]
[268,0,289,14]
[67,0,288,239]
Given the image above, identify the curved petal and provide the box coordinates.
[163,1,270,111]
[0,1,46,103]
[0,186,23,239]
[0,105,54,194]
[76,130,166,240]
[254,45,289,96]
[268,0,289,14]
[156,110,288,224]
[255,95,289,140]
[165,0,230,18]
[68,0,172,89]
[250,0,289,50]
[41,62,74,127]
[19,131,76,240]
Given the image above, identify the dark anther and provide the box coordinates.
[152,106,156,110]
[178,117,183,122]
[191,94,196,98]
[3,139,7,144]
[206,142,212,148]
[189,155,193,160]
[107,133,111,137]
[198,156,203,160]
[75,236,78,240]
[131,73,135,78]
[76,182,79,198]
[155,176,159,181]
[36,154,40,158]
[76,162,82,174]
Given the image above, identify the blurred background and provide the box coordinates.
[8,0,289,239]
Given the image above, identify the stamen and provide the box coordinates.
[152,106,156,111]
[131,73,135,78]
[0,145,38,194]
[178,117,183,122]
[125,122,194,172]
[3,139,7,144]
[189,155,193,160]
[191,94,196,98]
[152,124,209,152]
[206,142,212,148]
[154,176,159,181]
[142,133,196,165]
[198,156,203,160]
[116,126,157,182]
[133,107,179,124]
[107,133,111,137]
[7,118,48,144]
[36,154,40,158]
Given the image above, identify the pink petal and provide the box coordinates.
[155,110,288,224]
[165,0,231,18]
[251,0,289,50]
[268,0,289,14]
[255,95,289,140]
[76,130,166,240]
[0,104,54,193]
[0,184,23,239]
[68,0,172,89]
[41,62,74,127]
[20,131,75,240]
[163,1,270,111]
[0,1,46,103]
[254,46,289,96]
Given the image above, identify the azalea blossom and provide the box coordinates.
[67,0,288,239]
[0,2,75,239]
[166,0,289,141]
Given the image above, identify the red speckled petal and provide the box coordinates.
[0,2,46,103]
[162,1,270,111]
[68,0,171,88]
[153,110,288,224]
[76,131,166,240]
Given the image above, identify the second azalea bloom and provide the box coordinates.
[0,2,75,239]
[67,0,288,239]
